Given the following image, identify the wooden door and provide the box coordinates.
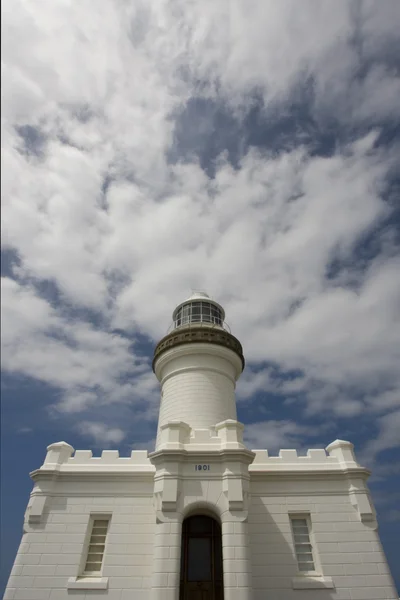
[180,516,223,600]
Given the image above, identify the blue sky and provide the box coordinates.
[1,0,400,594]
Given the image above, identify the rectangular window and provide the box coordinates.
[83,517,110,575]
[290,515,317,574]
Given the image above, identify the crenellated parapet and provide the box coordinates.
[31,442,155,477]
[33,437,368,475]
[28,435,375,526]
[250,439,364,473]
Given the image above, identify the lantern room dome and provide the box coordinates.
[172,292,226,329]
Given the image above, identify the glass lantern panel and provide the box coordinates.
[202,302,212,322]
[191,302,201,322]
[181,305,190,325]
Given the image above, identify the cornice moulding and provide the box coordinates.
[30,468,155,481]
[249,467,370,480]
[149,448,256,465]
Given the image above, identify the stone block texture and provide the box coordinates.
[6,493,155,600]
[5,437,398,600]
[154,344,242,447]
[6,298,397,599]
[249,485,397,600]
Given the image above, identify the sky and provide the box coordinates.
[1,0,400,593]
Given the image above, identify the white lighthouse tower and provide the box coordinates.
[150,292,254,600]
[154,292,243,447]
[5,294,397,600]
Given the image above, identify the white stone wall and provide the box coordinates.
[5,434,398,600]
[5,489,155,600]
[154,344,241,447]
[4,443,157,600]
[7,486,397,600]
[249,482,397,600]
[160,365,236,427]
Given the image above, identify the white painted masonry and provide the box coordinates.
[5,294,397,600]
[155,344,241,448]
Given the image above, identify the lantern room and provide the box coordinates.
[172,292,225,329]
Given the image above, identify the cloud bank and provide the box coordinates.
[2,0,400,465]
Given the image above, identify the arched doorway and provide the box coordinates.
[180,515,223,600]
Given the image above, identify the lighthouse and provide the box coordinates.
[4,294,397,600]
[153,292,244,447]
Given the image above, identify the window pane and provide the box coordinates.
[291,516,317,574]
[91,535,106,543]
[188,516,212,533]
[296,552,314,562]
[87,553,103,562]
[294,534,310,543]
[84,518,109,575]
[181,305,190,324]
[295,544,313,554]
[298,561,315,572]
[187,538,211,581]
[293,527,309,535]
[212,307,223,325]
[202,303,211,320]
[85,562,102,572]
[191,302,201,322]
[292,518,307,527]
[88,544,105,552]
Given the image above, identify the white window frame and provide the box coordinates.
[289,513,320,576]
[81,514,111,577]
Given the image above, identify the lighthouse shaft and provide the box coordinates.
[153,294,244,449]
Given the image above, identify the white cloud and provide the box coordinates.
[77,422,126,446]
[1,277,158,414]
[362,409,400,463]
[244,420,321,453]
[146,1,400,124]
[130,438,157,452]
[1,0,400,458]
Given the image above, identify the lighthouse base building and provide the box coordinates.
[5,294,397,600]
